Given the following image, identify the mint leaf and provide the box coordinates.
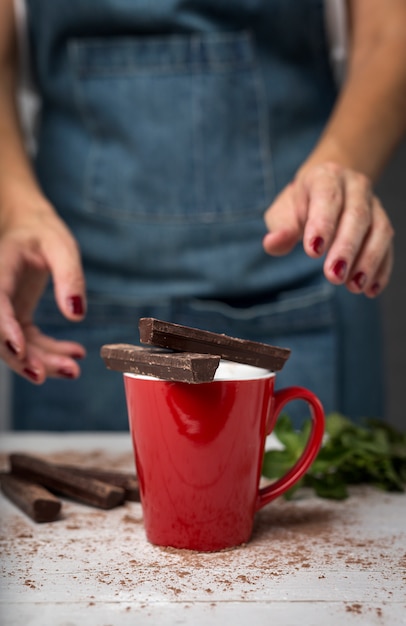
[262,413,406,500]
[262,449,297,479]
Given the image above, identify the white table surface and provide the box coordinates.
[0,432,405,626]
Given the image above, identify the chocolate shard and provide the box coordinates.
[100,344,220,383]
[9,454,125,510]
[138,318,291,371]
[56,465,140,502]
[0,472,61,523]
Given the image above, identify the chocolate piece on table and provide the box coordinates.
[57,465,140,502]
[9,454,125,510]
[0,472,61,523]
[138,318,291,371]
[100,344,220,383]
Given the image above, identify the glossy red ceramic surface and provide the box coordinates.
[124,371,324,552]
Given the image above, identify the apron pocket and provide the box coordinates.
[69,31,273,223]
[182,282,336,337]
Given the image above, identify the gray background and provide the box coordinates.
[377,140,406,433]
[0,141,405,432]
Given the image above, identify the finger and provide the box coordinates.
[0,334,83,385]
[345,200,394,294]
[0,238,51,358]
[364,245,394,298]
[26,325,86,360]
[42,222,87,321]
[302,164,345,258]
[23,324,85,379]
[25,325,86,360]
[0,336,45,384]
[263,184,306,256]
[323,173,374,285]
[0,246,28,360]
[0,255,26,363]
[0,291,26,361]
[1,312,83,383]
[25,340,83,380]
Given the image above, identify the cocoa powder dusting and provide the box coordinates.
[1,449,404,620]
[346,603,363,614]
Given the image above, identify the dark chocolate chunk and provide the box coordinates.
[100,344,220,383]
[56,465,140,502]
[0,472,61,523]
[9,454,125,510]
[138,318,291,371]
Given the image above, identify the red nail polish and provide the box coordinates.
[68,295,84,316]
[23,367,39,382]
[352,272,367,290]
[371,283,381,296]
[5,340,19,356]
[311,236,324,255]
[57,368,75,379]
[332,259,347,281]
[71,353,84,360]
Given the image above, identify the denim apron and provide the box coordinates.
[13,0,384,430]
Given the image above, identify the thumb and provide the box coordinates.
[43,230,87,321]
[263,183,307,256]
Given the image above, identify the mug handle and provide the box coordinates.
[256,386,325,510]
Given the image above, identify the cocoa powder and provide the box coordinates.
[1,448,404,621]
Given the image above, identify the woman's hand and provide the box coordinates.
[0,1,87,383]
[262,0,406,297]
[263,162,394,297]
[0,201,87,383]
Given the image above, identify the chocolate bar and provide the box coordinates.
[139,318,291,371]
[0,473,61,523]
[56,465,140,502]
[100,344,220,383]
[9,454,125,510]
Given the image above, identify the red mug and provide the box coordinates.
[124,360,324,552]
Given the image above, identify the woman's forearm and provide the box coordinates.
[303,0,406,181]
[0,0,49,222]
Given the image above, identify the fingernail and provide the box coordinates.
[23,367,39,382]
[57,368,75,379]
[352,271,367,290]
[71,353,84,360]
[68,295,84,316]
[332,259,347,281]
[5,340,19,356]
[371,282,381,296]
[311,236,324,255]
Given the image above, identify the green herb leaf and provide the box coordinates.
[262,449,297,479]
[262,413,406,500]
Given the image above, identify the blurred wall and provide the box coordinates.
[378,140,406,432]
